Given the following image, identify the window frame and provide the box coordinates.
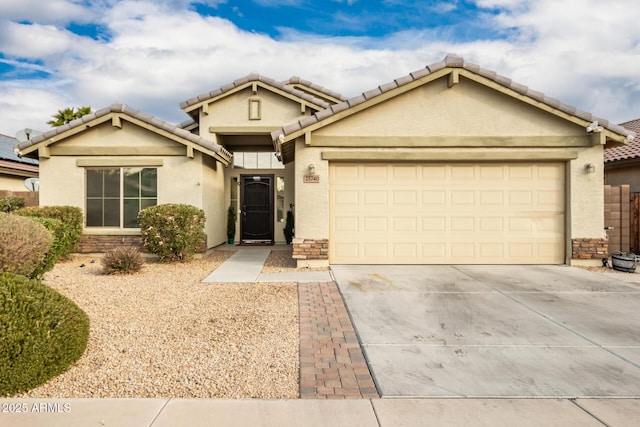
[85,167,158,229]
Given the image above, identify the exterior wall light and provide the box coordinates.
[585,163,596,174]
[308,163,316,174]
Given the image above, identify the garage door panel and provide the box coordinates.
[480,191,504,205]
[422,165,447,179]
[364,190,388,205]
[393,243,418,258]
[451,191,475,205]
[330,163,565,264]
[334,216,359,232]
[423,190,446,205]
[364,217,388,232]
[422,217,446,231]
[364,165,388,181]
[332,164,360,180]
[364,243,387,258]
[334,189,359,205]
[451,165,476,180]
[393,191,418,205]
[393,217,418,232]
[480,217,504,232]
[450,217,475,231]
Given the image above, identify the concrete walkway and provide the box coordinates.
[202,246,333,283]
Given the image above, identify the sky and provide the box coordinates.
[1,0,639,137]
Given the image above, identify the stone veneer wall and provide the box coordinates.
[292,238,329,260]
[78,235,145,253]
[572,238,608,260]
[77,234,207,253]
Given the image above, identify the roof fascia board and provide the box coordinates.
[289,84,343,104]
[605,157,640,169]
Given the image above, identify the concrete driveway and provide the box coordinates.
[331,265,640,398]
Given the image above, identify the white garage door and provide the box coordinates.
[329,163,565,264]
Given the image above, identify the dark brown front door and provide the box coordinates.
[240,175,274,243]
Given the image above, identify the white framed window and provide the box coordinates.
[86,167,157,228]
[233,152,284,169]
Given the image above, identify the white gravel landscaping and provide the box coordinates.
[17,250,299,399]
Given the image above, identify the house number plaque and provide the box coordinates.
[303,174,320,183]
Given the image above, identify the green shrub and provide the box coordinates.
[15,206,83,256]
[139,203,206,262]
[0,212,52,277]
[29,217,71,280]
[0,196,25,213]
[0,272,90,396]
[101,246,144,274]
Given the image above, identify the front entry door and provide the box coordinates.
[240,175,274,243]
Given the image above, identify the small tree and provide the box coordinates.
[283,210,294,244]
[227,204,237,244]
[47,106,92,127]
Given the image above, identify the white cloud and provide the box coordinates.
[0,0,95,25]
[1,0,640,136]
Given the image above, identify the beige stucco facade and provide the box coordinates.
[284,72,621,266]
[14,56,632,264]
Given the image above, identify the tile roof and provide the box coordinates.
[604,119,640,163]
[282,76,347,103]
[14,104,231,162]
[0,133,38,165]
[271,54,636,144]
[179,74,333,112]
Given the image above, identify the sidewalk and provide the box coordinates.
[2,397,639,426]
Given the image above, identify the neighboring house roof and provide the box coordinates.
[0,133,39,178]
[282,76,347,104]
[604,118,640,163]
[0,134,38,165]
[179,73,333,117]
[271,54,636,146]
[14,104,232,165]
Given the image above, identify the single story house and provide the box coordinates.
[605,118,640,191]
[1,133,39,192]
[15,54,636,266]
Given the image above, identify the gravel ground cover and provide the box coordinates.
[261,248,329,273]
[17,250,299,399]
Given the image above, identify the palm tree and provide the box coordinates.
[47,106,92,127]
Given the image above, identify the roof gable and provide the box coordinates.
[14,104,232,165]
[272,54,636,147]
[180,74,332,118]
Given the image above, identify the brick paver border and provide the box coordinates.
[298,281,379,399]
